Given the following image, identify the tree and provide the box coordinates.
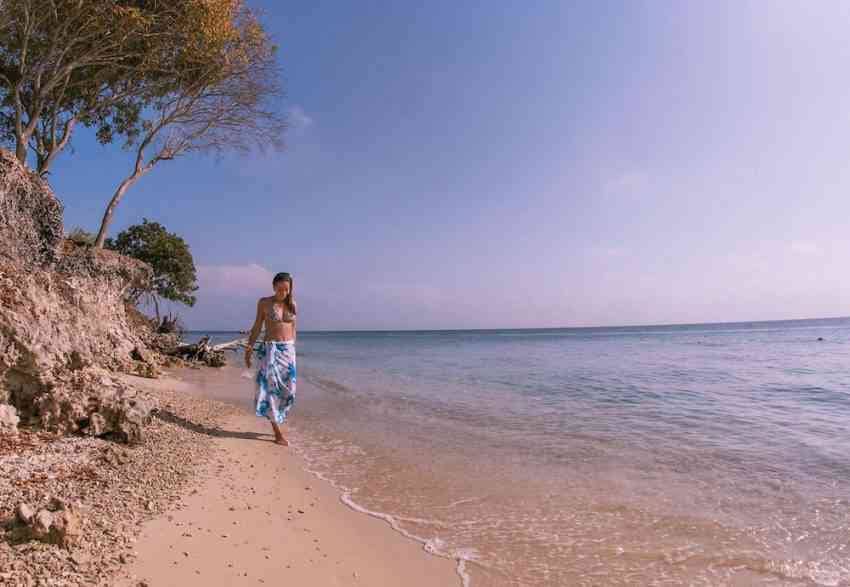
[105,219,198,321]
[92,1,285,248]
[0,1,155,171]
[0,0,261,176]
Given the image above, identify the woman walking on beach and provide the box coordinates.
[245,272,297,446]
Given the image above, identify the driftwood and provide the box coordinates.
[211,337,249,352]
[166,336,252,367]
[167,336,226,367]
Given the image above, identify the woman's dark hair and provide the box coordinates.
[272,272,296,315]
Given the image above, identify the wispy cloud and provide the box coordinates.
[790,241,820,255]
[287,105,313,132]
[197,263,275,296]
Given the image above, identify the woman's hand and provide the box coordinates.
[244,348,253,368]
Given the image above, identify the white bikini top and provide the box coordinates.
[268,301,295,323]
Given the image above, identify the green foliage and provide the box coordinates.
[105,219,198,311]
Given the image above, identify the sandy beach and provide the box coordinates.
[117,370,460,587]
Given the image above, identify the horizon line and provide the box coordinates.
[187,314,850,334]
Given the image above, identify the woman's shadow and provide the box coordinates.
[153,409,277,443]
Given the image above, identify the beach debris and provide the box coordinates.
[166,336,228,368]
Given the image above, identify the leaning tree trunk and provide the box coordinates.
[93,126,174,248]
[94,173,142,248]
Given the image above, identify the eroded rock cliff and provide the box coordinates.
[0,149,158,441]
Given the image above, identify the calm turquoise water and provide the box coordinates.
[189,318,850,586]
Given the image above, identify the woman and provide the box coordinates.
[245,272,297,446]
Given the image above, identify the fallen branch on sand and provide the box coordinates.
[210,337,249,352]
[166,336,226,367]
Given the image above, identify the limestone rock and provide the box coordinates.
[133,361,160,379]
[131,345,152,364]
[0,403,19,435]
[14,499,82,547]
[28,368,156,443]
[0,147,63,269]
[0,148,160,442]
[15,503,34,525]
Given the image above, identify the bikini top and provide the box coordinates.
[268,301,295,323]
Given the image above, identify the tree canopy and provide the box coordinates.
[0,0,280,176]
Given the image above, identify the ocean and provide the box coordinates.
[186,317,850,586]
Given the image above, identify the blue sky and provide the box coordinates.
[50,1,850,330]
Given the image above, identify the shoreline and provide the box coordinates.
[118,368,461,587]
[293,450,474,587]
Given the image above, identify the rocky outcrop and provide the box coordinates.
[0,149,64,269]
[0,148,158,441]
[12,498,83,548]
[21,368,156,442]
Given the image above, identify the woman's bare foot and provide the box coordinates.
[271,421,288,446]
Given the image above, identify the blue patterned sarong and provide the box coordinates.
[254,341,296,424]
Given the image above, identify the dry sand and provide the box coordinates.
[117,371,460,587]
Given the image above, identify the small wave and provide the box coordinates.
[768,558,850,587]
[656,550,850,586]
[291,442,479,587]
[435,496,488,509]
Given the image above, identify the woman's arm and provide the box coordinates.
[245,299,264,366]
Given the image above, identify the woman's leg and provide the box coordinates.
[270,420,288,446]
